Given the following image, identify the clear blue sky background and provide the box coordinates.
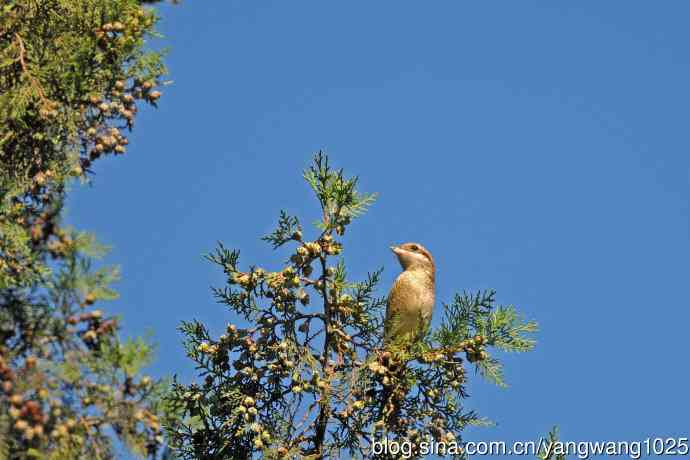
[67,1,689,456]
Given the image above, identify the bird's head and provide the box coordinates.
[390,242,435,273]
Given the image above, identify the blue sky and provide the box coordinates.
[67,1,689,456]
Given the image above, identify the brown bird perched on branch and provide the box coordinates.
[384,243,435,347]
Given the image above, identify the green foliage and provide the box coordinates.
[97,332,157,377]
[536,427,566,460]
[433,290,538,387]
[262,211,302,249]
[0,0,174,458]
[303,151,378,234]
[1,0,167,287]
[0,239,168,459]
[166,154,537,459]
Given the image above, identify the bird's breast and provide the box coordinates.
[389,270,435,319]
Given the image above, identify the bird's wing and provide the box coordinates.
[384,275,405,339]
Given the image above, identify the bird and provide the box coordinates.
[384,242,435,347]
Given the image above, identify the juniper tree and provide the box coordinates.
[1,1,174,457]
[167,153,538,459]
[536,428,567,460]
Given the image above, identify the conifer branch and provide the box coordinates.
[167,154,537,459]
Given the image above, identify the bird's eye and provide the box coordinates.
[410,245,418,251]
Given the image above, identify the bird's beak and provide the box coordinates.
[390,245,402,255]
